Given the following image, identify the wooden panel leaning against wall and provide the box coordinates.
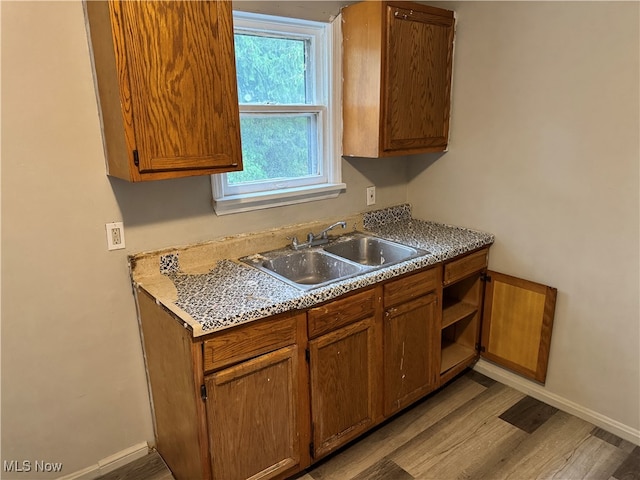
[84,0,243,181]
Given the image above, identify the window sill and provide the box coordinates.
[212,182,346,216]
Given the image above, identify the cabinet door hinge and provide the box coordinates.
[305,348,310,363]
[481,273,492,282]
[133,149,140,167]
[309,442,315,459]
[200,384,207,401]
[476,344,486,353]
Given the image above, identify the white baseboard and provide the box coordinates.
[473,359,640,446]
[57,442,150,480]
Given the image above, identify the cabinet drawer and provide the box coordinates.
[203,312,299,372]
[443,248,489,286]
[384,267,440,307]
[308,289,377,339]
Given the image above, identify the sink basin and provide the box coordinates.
[240,233,428,291]
[243,250,369,290]
[324,235,424,266]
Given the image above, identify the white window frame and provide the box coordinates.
[211,11,345,215]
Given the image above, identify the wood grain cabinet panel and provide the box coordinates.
[308,317,379,459]
[308,289,377,338]
[383,292,439,416]
[85,0,243,181]
[481,271,557,383]
[440,250,557,386]
[136,290,210,480]
[384,267,440,307]
[203,313,298,372]
[205,346,300,480]
[443,248,489,286]
[342,1,455,157]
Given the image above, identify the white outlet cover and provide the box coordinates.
[106,222,126,250]
[366,186,376,206]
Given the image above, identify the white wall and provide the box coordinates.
[0,1,408,477]
[408,1,640,435]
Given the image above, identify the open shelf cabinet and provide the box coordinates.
[439,253,486,383]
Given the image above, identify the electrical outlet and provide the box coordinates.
[366,186,376,206]
[106,222,126,250]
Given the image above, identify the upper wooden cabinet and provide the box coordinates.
[342,1,455,158]
[85,0,243,182]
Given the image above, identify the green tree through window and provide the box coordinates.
[212,11,343,215]
[229,33,317,185]
[234,34,306,104]
[231,116,316,184]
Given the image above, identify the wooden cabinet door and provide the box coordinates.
[384,292,439,417]
[86,0,243,181]
[481,271,557,383]
[119,0,242,175]
[204,346,299,480]
[382,4,455,153]
[308,317,377,459]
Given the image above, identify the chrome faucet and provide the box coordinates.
[317,221,347,240]
[290,221,347,250]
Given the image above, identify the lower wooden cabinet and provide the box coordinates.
[382,267,441,417]
[204,346,299,480]
[136,246,557,480]
[136,295,307,480]
[306,287,380,459]
[440,264,485,384]
[308,317,378,459]
[383,292,439,416]
[439,248,557,385]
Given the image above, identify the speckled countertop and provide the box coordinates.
[131,205,494,337]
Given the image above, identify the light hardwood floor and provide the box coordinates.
[97,371,639,480]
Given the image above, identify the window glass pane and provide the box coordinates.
[228,114,319,185]
[234,33,308,104]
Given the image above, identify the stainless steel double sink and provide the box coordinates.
[240,233,428,290]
